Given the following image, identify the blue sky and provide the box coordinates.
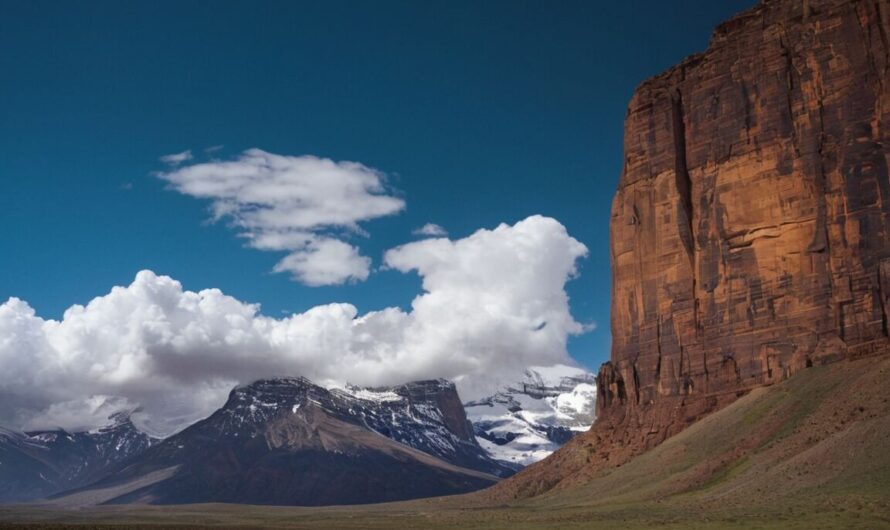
[0,0,753,373]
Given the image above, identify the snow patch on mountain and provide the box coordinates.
[464,364,596,466]
[333,386,403,403]
[554,383,597,424]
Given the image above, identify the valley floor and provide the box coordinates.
[2,355,889,529]
[1,494,888,530]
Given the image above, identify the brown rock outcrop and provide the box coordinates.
[488,0,890,499]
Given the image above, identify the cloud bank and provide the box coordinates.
[0,216,588,436]
[157,149,405,285]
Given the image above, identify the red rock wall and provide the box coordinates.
[599,0,890,446]
[485,0,890,500]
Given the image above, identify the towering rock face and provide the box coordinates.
[600,0,890,454]
[488,0,889,499]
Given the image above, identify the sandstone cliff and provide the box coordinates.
[489,0,890,499]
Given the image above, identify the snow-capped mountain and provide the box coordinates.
[53,377,514,506]
[464,364,597,466]
[3,371,590,505]
[214,376,515,477]
[334,379,520,476]
[0,411,154,502]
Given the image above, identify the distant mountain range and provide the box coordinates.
[0,369,595,506]
[40,377,516,506]
[465,364,596,466]
[0,412,154,502]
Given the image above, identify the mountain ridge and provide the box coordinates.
[0,411,154,502]
[48,375,510,506]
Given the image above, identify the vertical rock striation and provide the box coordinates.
[602,0,890,455]
[488,0,890,499]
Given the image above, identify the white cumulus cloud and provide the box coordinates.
[157,149,405,286]
[412,223,448,237]
[159,149,193,166]
[272,237,371,286]
[0,216,588,437]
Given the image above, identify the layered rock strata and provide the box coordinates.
[489,0,890,499]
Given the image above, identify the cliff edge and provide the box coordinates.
[489,0,890,499]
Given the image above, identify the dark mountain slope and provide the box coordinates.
[53,377,505,506]
[0,413,153,502]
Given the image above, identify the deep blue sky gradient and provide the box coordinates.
[0,0,754,371]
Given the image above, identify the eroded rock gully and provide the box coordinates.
[488,0,890,500]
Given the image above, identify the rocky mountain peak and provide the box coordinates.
[48,375,511,506]
[178,375,515,478]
